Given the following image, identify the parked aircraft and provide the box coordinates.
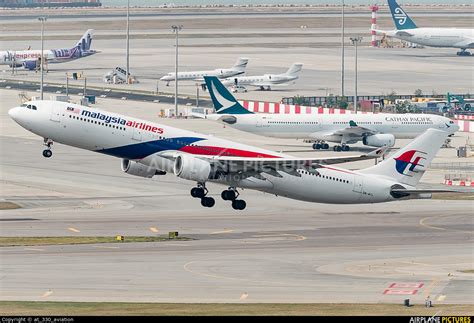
[0,29,98,70]
[373,0,474,56]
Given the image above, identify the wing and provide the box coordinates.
[310,120,377,139]
[158,146,388,178]
[453,38,474,49]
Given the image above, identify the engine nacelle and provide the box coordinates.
[22,60,38,71]
[121,159,165,178]
[362,134,395,148]
[173,154,214,182]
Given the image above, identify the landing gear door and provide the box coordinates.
[50,104,61,122]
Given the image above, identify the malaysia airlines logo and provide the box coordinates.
[394,150,427,176]
[394,7,408,25]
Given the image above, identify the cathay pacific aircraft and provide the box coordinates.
[373,0,474,56]
[198,76,458,151]
[9,100,459,210]
[0,29,98,70]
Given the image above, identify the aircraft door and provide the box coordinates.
[50,104,61,122]
[132,127,143,141]
[352,175,363,193]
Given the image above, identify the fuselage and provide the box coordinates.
[0,47,96,67]
[222,74,297,87]
[379,28,474,49]
[8,100,419,204]
[160,68,245,82]
[209,112,456,143]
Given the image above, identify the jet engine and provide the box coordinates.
[22,60,38,71]
[121,159,165,178]
[362,134,395,148]
[173,154,216,182]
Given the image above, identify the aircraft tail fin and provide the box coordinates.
[231,57,249,72]
[284,63,303,77]
[204,76,253,115]
[76,29,94,51]
[360,129,447,187]
[388,0,417,30]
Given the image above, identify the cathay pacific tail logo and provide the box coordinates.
[394,7,407,25]
[210,79,237,112]
[394,150,426,176]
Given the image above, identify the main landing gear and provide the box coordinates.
[190,184,215,208]
[457,49,472,56]
[221,187,246,210]
[333,144,350,152]
[312,141,329,150]
[42,138,53,158]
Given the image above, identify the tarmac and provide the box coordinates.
[1,89,473,304]
[0,7,473,305]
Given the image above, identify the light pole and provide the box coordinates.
[341,0,345,98]
[38,17,47,100]
[126,0,130,84]
[172,25,182,117]
[350,36,362,112]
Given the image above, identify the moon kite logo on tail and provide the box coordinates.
[394,150,427,176]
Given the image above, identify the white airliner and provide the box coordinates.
[199,76,459,151]
[221,63,303,91]
[374,0,474,56]
[9,100,459,210]
[0,30,98,70]
[159,57,249,86]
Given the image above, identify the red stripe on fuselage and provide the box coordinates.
[320,165,355,175]
[179,145,280,158]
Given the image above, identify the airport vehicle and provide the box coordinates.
[373,0,474,56]
[221,63,303,91]
[159,58,249,86]
[198,76,458,151]
[0,29,98,70]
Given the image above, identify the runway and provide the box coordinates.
[1,90,473,304]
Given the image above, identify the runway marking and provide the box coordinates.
[163,243,191,246]
[240,292,249,300]
[92,246,120,249]
[419,215,472,233]
[423,279,440,298]
[150,227,159,233]
[42,290,53,298]
[383,289,418,295]
[211,229,234,234]
[68,227,80,233]
[389,283,424,289]
[23,248,44,251]
[251,233,306,241]
[401,261,432,266]
[437,294,446,302]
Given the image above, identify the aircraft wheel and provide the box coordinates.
[232,199,246,210]
[201,197,215,207]
[323,143,329,150]
[343,145,350,151]
[191,187,205,198]
[221,190,236,201]
[42,149,52,158]
[335,146,342,152]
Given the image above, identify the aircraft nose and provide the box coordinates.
[8,106,20,121]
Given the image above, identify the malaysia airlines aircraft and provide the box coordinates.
[221,63,303,91]
[9,100,457,210]
[373,0,474,56]
[199,76,459,151]
[159,58,249,86]
[0,30,98,70]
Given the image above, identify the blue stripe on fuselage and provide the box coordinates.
[97,137,204,160]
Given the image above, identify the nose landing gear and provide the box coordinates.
[42,138,53,158]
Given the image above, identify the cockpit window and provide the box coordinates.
[31,105,37,110]
[449,120,454,124]
[25,104,37,110]
[21,103,28,107]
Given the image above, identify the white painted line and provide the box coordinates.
[42,290,53,298]
[150,227,159,233]
[240,292,249,300]
[24,248,45,251]
[211,229,234,234]
[92,246,120,249]
[437,295,446,302]
[68,227,80,233]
